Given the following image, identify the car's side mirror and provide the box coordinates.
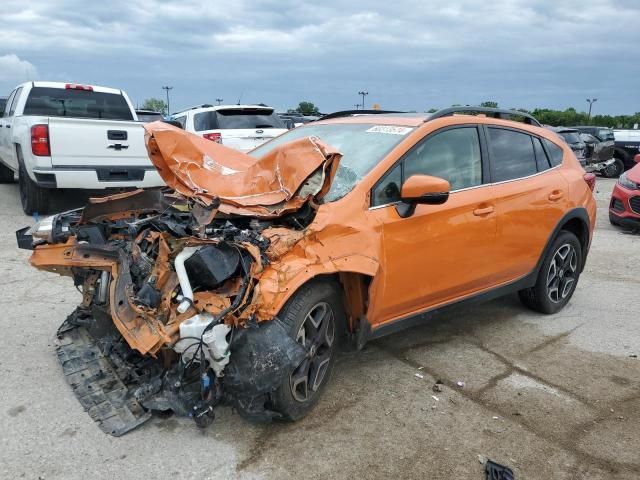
[396,174,450,218]
[634,154,640,164]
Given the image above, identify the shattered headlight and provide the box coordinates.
[618,173,639,190]
[28,214,57,242]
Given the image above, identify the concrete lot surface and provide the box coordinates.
[1,178,638,479]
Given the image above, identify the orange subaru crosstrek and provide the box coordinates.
[18,107,596,435]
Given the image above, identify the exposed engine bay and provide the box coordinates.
[15,122,370,436]
[21,189,317,434]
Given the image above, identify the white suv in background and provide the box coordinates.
[172,104,288,152]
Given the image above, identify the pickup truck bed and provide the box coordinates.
[35,117,162,188]
[0,81,164,214]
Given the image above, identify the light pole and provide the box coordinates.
[162,86,173,115]
[586,98,597,120]
[358,91,368,110]
[216,98,224,106]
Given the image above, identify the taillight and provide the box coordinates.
[203,133,222,143]
[31,124,50,156]
[65,83,93,91]
[583,172,596,192]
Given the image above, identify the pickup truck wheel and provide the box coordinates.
[602,158,624,178]
[518,231,582,314]
[18,160,48,215]
[270,280,343,421]
[0,162,15,183]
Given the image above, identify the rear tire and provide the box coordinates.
[18,154,48,215]
[0,162,15,183]
[519,231,582,314]
[602,158,624,178]
[270,280,344,421]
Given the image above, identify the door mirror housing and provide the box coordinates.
[396,174,450,218]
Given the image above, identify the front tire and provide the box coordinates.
[270,280,343,421]
[519,231,582,314]
[18,155,48,215]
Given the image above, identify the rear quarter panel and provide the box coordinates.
[559,155,597,235]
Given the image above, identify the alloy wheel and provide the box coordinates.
[290,301,335,402]
[546,243,578,303]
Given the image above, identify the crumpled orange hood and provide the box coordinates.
[143,121,342,217]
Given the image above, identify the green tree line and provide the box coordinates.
[425,102,640,128]
[528,108,640,128]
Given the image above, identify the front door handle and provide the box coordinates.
[473,205,494,216]
[548,190,564,201]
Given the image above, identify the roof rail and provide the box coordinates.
[427,107,541,126]
[317,109,405,121]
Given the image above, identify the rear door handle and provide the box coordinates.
[473,205,494,216]
[548,191,564,201]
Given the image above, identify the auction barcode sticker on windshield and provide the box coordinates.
[366,125,413,135]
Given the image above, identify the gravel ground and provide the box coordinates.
[1,177,638,480]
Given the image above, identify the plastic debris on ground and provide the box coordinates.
[484,459,515,480]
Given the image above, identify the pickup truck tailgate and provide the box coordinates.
[48,117,149,167]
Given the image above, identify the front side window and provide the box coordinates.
[174,115,187,128]
[403,127,482,191]
[372,163,402,206]
[489,128,537,182]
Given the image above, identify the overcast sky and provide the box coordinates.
[0,0,638,115]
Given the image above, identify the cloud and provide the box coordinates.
[0,0,638,113]
[0,54,38,83]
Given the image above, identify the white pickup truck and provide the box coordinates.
[0,81,164,214]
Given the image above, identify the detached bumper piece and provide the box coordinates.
[56,323,152,436]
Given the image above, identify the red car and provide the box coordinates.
[610,154,640,229]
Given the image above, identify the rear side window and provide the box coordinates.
[23,87,134,120]
[174,115,187,128]
[3,89,16,117]
[194,109,285,131]
[8,87,22,115]
[403,127,482,191]
[488,128,537,182]
[193,111,216,131]
[559,131,581,144]
[542,138,564,166]
[533,137,551,171]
